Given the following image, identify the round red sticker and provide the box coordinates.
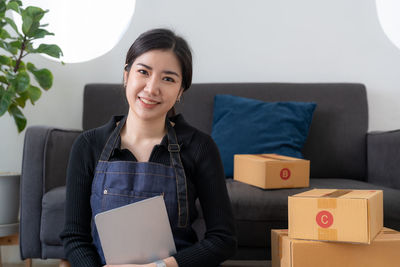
[280,168,291,180]
[316,210,334,228]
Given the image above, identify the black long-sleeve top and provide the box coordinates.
[60,114,237,267]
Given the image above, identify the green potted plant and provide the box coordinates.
[0,0,62,235]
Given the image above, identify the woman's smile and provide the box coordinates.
[138,96,161,107]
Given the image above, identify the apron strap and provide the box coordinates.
[166,118,189,228]
[99,115,189,227]
[99,116,127,161]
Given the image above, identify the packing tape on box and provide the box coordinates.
[322,189,353,198]
[318,228,338,240]
[318,198,337,209]
[317,190,353,209]
[316,190,349,240]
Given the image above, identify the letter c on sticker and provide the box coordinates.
[316,210,333,228]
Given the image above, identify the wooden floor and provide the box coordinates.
[1,261,56,267]
[1,260,271,267]
[1,234,271,267]
[2,265,55,267]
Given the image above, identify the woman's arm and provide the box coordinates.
[173,134,238,267]
[60,133,103,266]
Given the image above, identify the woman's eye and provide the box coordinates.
[138,69,148,75]
[163,77,175,82]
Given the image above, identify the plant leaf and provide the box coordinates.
[15,70,30,93]
[6,1,20,13]
[9,40,22,49]
[15,95,26,108]
[4,17,19,34]
[22,15,35,36]
[31,28,54,39]
[10,0,23,6]
[24,6,47,22]
[0,87,15,116]
[0,55,11,65]
[21,6,47,37]
[8,103,27,132]
[24,41,34,53]
[27,85,41,104]
[0,1,6,16]
[0,28,11,39]
[27,62,53,90]
[34,44,63,58]
[0,42,18,55]
[0,75,8,84]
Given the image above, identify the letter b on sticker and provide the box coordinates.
[280,168,291,180]
[316,210,333,228]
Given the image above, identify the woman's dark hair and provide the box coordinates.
[124,28,192,91]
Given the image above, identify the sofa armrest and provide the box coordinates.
[20,126,81,259]
[367,129,400,189]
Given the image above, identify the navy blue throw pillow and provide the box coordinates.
[211,94,316,178]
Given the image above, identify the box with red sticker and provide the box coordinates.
[288,189,383,244]
[271,228,400,267]
[233,154,309,189]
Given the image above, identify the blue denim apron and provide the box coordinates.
[90,115,192,265]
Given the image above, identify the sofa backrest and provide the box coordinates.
[83,83,368,180]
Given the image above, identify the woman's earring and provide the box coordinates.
[176,96,181,103]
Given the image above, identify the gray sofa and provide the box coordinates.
[20,83,400,262]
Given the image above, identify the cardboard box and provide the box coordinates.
[288,189,383,244]
[233,154,309,189]
[271,228,400,267]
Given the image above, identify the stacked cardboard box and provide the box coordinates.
[233,154,309,189]
[289,189,383,244]
[271,189,400,267]
[271,228,400,267]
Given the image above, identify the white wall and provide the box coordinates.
[1,0,400,173]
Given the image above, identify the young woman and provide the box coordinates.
[60,28,237,267]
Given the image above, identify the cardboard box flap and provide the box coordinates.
[239,154,302,162]
[291,189,382,199]
[258,154,301,161]
[290,189,335,197]
[240,154,276,162]
[371,228,400,242]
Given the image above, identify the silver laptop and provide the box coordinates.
[94,195,176,264]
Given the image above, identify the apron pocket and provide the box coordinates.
[101,187,163,212]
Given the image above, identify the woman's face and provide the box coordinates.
[124,49,183,122]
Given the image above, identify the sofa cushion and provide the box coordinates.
[227,178,400,250]
[227,178,400,224]
[211,94,316,177]
[41,186,66,246]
